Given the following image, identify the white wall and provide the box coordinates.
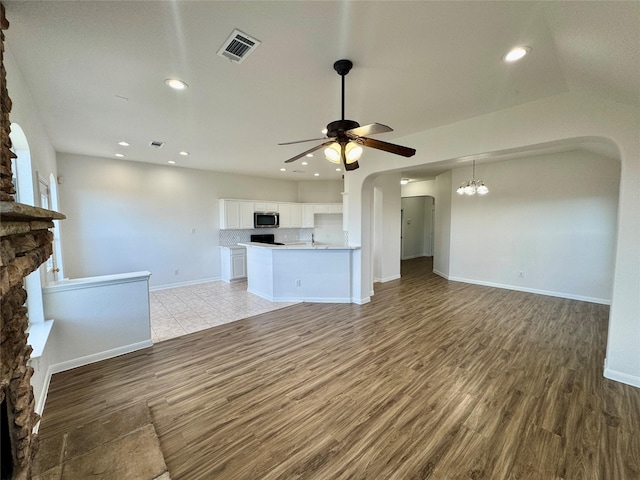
[297,180,343,203]
[57,153,307,288]
[373,173,402,282]
[401,196,433,259]
[433,171,452,278]
[313,213,344,245]
[402,179,436,198]
[5,50,57,189]
[448,150,619,303]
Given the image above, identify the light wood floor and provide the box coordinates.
[39,257,640,479]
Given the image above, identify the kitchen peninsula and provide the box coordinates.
[239,242,360,303]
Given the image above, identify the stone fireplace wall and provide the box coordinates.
[0,4,65,479]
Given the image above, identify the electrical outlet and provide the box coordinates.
[191,227,196,234]
[175,269,179,275]
[296,279,301,287]
[518,271,524,278]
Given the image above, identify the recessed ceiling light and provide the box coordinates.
[115,153,125,158]
[165,78,188,90]
[314,173,320,177]
[306,153,314,157]
[118,141,130,147]
[301,161,308,166]
[503,46,530,63]
[336,168,341,172]
[179,151,190,156]
[321,128,328,135]
[400,178,409,185]
[280,168,286,172]
[168,160,176,164]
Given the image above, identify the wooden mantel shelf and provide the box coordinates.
[0,200,66,221]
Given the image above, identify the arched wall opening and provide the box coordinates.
[347,99,637,386]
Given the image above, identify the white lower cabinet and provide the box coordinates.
[220,246,247,282]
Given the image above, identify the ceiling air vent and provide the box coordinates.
[217,29,261,64]
[149,140,165,148]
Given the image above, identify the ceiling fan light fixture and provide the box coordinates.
[345,142,363,163]
[324,143,342,164]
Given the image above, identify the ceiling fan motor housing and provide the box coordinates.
[326,119,360,139]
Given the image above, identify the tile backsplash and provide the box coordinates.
[219,227,349,246]
[219,228,313,246]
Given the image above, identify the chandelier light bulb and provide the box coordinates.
[457,159,489,196]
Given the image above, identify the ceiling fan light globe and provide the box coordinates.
[477,182,489,195]
[345,143,363,163]
[324,143,342,164]
[463,183,475,195]
[456,185,465,195]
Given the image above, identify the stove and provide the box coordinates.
[250,234,285,245]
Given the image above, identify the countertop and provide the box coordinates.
[238,242,360,250]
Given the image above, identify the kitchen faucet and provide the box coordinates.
[311,233,314,245]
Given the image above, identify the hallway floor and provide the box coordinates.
[149,281,298,343]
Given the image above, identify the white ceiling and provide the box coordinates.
[4,1,639,181]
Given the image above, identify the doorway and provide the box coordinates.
[400,195,434,260]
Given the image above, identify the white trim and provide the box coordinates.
[433,269,449,280]
[43,271,152,293]
[150,276,220,291]
[27,319,54,358]
[447,276,611,305]
[247,288,349,303]
[401,254,424,260]
[48,340,153,376]
[379,274,401,283]
[604,359,640,389]
[353,296,371,305]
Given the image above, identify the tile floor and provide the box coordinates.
[149,281,298,343]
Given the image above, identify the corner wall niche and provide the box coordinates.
[0,4,65,479]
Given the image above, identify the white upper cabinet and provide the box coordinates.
[280,203,302,228]
[254,202,278,212]
[220,199,255,229]
[239,201,255,229]
[220,199,342,229]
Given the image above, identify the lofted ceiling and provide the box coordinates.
[3,1,639,181]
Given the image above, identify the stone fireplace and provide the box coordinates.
[0,3,65,479]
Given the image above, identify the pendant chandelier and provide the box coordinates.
[456,159,489,196]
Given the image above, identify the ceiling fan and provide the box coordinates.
[279,59,416,171]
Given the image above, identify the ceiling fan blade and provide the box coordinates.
[284,140,334,163]
[346,123,393,138]
[361,137,416,157]
[278,137,328,146]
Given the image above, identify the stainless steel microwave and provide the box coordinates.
[254,211,279,228]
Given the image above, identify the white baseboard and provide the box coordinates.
[353,296,371,305]
[150,277,221,291]
[447,275,611,305]
[49,340,153,376]
[433,269,449,279]
[604,359,640,389]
